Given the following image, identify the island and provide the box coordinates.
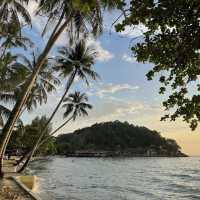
[56,121,187,157]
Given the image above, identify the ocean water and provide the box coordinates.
[28,157,200,200]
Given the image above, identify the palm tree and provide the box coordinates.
[0,22,33,58]
[0,53,24,91]
[0,0,118,177]
[63,91,92,120]
[17,39,99,172]
[18,53,60,111]
[0,53,59,165]
[17,91,92,171]
[40,91,92,145]
[0,54,25,129]
[0,53,59,113]
[47,38,98,133]
[0,106,10,128]
[0,0,31,29]
[0,105,23,129]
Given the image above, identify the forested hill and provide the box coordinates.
[56,121,187,157]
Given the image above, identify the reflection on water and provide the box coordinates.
[28,157,200,200]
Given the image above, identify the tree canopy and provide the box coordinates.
[116,0,200,130]
[7,116,57,155]
[56,121,184,156]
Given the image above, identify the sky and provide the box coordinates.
[19,2,200,156]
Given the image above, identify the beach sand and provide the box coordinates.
[0,160,37,200]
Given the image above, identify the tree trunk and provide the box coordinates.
[17,152,32,173]
[0,16,71,177]
[16,116,73,168]
[38,116,73,147]
[17,116,73,173]
[14,150,30,166]
[17,71,77,173]
[1,92,30,165]
[1,44,8,59]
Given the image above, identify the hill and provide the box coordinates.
[56,121,187,157]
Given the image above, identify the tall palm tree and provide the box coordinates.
[18,53,60,111]
[0,53,59,165]
[0,54,25,133]
[0,53,24,91]
[37,0,102,37]
[0,53,59,113]
[42,91,92,144]
[0,105,23,130]
[63,91,92,120]
[17,91,92,172]
[0,0,118,177]
[17,39,99,172]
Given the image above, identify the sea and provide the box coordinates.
[27,157,200,200]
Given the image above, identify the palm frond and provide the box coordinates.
[62,91,92,120]
[55,38,99,88]
[0,105,10,127]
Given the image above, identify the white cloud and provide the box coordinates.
[103,12,148,38]
[115,102,144,116]
[122,53,137,63]
[95,41,114,62]
[87,37,114,62]
[89,100,145,123]
[26,2,45,31]
[118,24,148,38]
[26,1,38,18]
[95,83,139,98]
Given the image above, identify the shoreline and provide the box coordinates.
[65,155,188,158]
[64,151,188,158]
[1,159,41,200]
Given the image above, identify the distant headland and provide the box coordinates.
[56,121,187,157]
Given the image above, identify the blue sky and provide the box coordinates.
[19,2,200,155]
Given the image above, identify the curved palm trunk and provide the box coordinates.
[38,116,73,147]
[16,116,73,169]
[17,71,77,173]
[14,150,30,166]
[0,16,71,177]
[1,44,8,59]
[1,95,30,166]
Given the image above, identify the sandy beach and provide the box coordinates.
[0,160,37,200]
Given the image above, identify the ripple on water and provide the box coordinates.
[28,157,200,200]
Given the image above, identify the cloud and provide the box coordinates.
[26,2,45,31]
[103,11,148,38]
[95,83,139,98]
[114,102,144,116]
[95,41,114,62]
[87,99,146,124]
[122,54,137,63]
[26,1,38,18]
[118,24,148,38]
[87,37,114,62]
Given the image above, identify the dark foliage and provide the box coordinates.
[6,116,57,155]
[116,0,200,130]
[56,121,183,156]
